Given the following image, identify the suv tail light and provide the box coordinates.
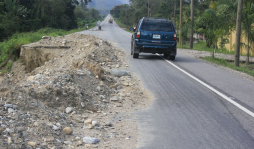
[137,31,140,38]
[173,33,177,40]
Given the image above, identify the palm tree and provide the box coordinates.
[241,0,254,64]
[190,0,194,49]
[196,5,229,58]
[179,0,182,46]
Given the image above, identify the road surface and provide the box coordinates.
[79,15,254,149]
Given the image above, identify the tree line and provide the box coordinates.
[0,0,100,42]
[110,0,254,65]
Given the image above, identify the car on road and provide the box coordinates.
[109,17,113,23]
[131,17,177,60]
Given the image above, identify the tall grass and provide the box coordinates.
[0,22,97,73]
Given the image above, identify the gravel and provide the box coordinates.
[0,33,152,149]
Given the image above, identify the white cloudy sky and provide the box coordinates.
[119,0,129,4]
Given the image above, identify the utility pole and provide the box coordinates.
[190,0,194,49]
[174,0,176,26]
[147,0,150,17]
[179,0,182,46]
[235,0,243,67]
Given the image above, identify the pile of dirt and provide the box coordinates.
[0,33,151,149]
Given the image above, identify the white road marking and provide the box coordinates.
[113,22,254,118]
[158,54,254,118]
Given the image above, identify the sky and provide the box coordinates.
[119,0,129,4]
[87,0,129,10]
[86,0,130,15]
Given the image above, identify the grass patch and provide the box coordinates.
[178,40,235,55]
[114,19,134,33]
[0,22,97,73]
[202,57,254,77]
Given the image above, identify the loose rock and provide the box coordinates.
[0,33,151,149]
[27,141,37,147]
[63,127,73,135]
[66,107,74,114]
[83,137,100,144]
[92,121,99,126]
[110,69,130,77]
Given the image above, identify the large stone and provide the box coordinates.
[64,141,72,145]
[7,137,12,145]
[63,127,73,135]
[87,123,93,129]
[8,108,15,113]
[110,69,130,77]
[52,125,61,131]
[4,104,13,108]
[82,137,99,144]
[92,121,99,127]
[44,136,55,142]
[42,36,51,39]
[16,127,25,131]
[66,107,74,114]
[27,141,37,147]
[84,119,92,124]
[110,96,119,102]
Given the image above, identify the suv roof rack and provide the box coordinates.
[143,17,171,22]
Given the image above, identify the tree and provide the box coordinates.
[157,0,174,19]
[0,0,28,40]
[179,0,182,46]
[190,0,194,49]
[241,0,254,64]
[129,0,161,18]
[197,5,231,58]
[235,0,243,67]
[174,0,176,26]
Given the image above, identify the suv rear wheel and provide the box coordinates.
[131,42,133,55]
[132,41,139,58]
[169,55,175,61]
[133,53,139,58]
[164,53,175,61]
[164,52,169,58]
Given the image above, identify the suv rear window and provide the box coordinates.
[141,21,173,32]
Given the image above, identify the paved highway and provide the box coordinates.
[79,15,254,149]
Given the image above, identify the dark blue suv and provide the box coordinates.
[131,17,177,60]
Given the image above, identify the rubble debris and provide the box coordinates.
[0,33,152,149]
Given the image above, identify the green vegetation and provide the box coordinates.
[0,22,97,73]
[0,0,104,72]
[114,19,134,33]
[0,0,99,42]
[202,57,254,77]
[111,0,254,75]
[74,6,101,28]
[110,0,254,60]
[177,40,235,55]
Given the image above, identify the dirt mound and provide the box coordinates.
[0,33,151,149]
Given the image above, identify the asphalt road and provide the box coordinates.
[79,15,254,149]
